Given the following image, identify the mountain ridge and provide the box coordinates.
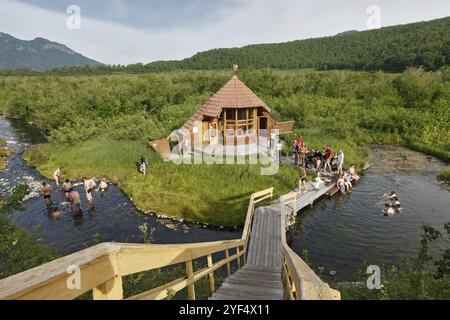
[0,33,101,71]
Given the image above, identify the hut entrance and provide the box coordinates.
[259,117,268,130]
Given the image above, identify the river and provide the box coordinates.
[0,117,240,256]
[289,145,450,281]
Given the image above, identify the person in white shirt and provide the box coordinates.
[337,150,345,174]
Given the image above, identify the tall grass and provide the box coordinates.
[25,138,298,226]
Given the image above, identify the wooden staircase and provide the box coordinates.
[210,207,284,300]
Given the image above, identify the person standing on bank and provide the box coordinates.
[337,150,345,174]
[298,164,307,194]
[53,167,63,187]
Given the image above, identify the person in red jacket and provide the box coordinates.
[324,146,333,172]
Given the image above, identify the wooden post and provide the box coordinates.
[92,276,123,300]
[224,111,227,145]
[207,255,215,294]
[236,247,241,269]
[225,249,231,277]
[185,260,195,300]
[254,108,258,136]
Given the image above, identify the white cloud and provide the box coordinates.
[0,0,449,65]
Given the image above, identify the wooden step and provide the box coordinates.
[220,282,284,297]
[232,273,281,281]
[210,286,283,300]
[224,277,283,289]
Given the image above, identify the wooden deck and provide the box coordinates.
[210,207,283,300]
[278,178,337,214]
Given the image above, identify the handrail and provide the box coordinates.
[0,188,273,301]
[280,193,341,300]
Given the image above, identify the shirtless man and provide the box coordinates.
[62,179,73,200]
[336,175,346,193]
[298,164,307,194]
[53,167,63,186]
[41,182,52,206]
[84,178,97,204]
[69,190,82,213]
[48,206,63,219]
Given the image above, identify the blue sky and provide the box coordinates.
[1,0,450,65]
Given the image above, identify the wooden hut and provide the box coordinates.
[150,74,295,159]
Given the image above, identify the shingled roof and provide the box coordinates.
[181,75,271,132]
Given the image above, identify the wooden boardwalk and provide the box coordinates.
[275,177,338,215]
[211,174,338,300]
[210,207,283,300]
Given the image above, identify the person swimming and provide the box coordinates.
[47,203,64,219]
[384,191,398,200]
[385,203,395,217]
[41,182,52,206]
[97,178,108,195]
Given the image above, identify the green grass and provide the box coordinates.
[24,138,298,226]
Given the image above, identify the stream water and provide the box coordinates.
[0,118,240,256]
[289,145,450,281]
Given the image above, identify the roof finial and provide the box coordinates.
[233,64,239,74]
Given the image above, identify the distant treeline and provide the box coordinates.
[1,16,449,77]
[146,17,450,72]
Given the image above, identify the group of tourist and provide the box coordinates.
[42,166,109,218]
[292,138,349,174]
[291,136,360,194]
[383,191,402,216]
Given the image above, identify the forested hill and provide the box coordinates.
[0,33,100,71]
[146,16,450,72]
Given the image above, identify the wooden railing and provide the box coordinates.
[0,188,274,301]
[280,193,341,300]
